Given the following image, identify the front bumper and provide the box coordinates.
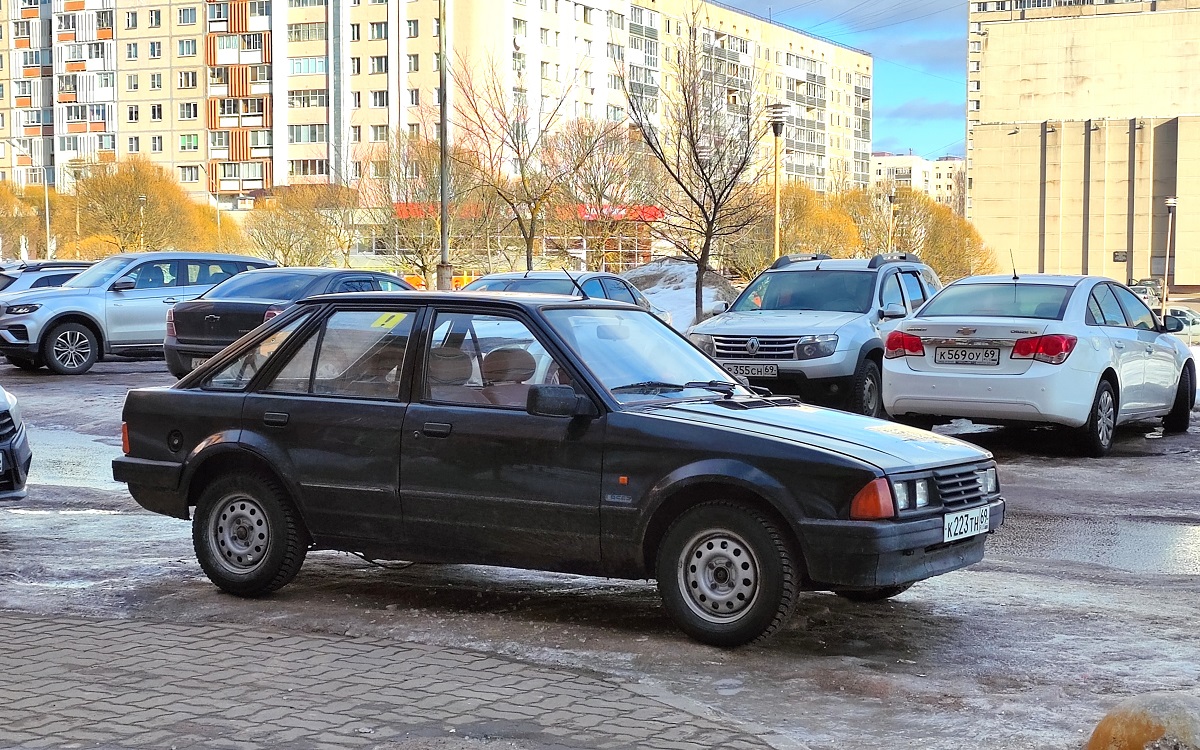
[112,456,188,519]
[164,341,227,376]
[0,313,49,357]
[0,426,33,500]
[799,498,1005,589]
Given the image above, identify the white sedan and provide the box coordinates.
[882,274,1195,456]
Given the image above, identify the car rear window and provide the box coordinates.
[465,278,578,295]
[203,272,315,301]
[0,274,16,292]
[919,283,1072,319]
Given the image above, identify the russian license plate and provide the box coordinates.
[943,506,991,543]
[722,363,778,378]
[935,347,1000,366]
[191,357,210,369]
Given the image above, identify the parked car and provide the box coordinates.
[0,261,92,295]
[882,274,1195,456]
[0,252,272,375]
[0,384,31,500]
[687,253,942,417]
[461,270,673,325]
[114,291,1004,647]
[165,267,414,378]
[1129,284,1162,310]
[1166,306,1200,345]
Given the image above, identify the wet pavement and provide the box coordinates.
[2,359,1199,749]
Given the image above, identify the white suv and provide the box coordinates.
[0,252,272,374]
[687,254,941,417]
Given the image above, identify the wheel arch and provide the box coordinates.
[183,446,310,543]
[40,312,106,353]
[1098,366,1120,414]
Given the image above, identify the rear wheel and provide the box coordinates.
[849,358,883,418]
[6,355,42,371]
[43,322,99,375]
[835,584,913,602]
[1078,380,1116,457]
[1163,366,1194,433]
[656,501,798,647]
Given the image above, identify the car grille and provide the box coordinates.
[933,464,988,507]
[712,335,799,360]
[0,411,16,442]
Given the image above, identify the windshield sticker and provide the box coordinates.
[371,312,408,329]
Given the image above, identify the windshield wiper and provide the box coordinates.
[611,380,739,396]
[684,380,739,396]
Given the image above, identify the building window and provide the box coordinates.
[249,1,271,16]
[407,19,419,37]
[371,90,388,108]
[125,11,137,29]
[350,24,360,41]
[126,43,138,60]
[179,166,200,183]
[370,21,387,39]
[149,42,162,58]
[209,3,230,21]
[352,92,361,108]
[210,131,230,148]
[408,124,420,137]
[513,18,527,36]
[370,125,388,142]
[148,10,161,27]
[289,159,329,176]
[408,88,419,106]
[289,57,328,75]
[287,23,326,42]
[150,73,162,90]
[151,136,163,153]
[210,67,229,85]
[126,74,138,92]
[151,104,163,121]
[969,99,980,111]
[287,124,328,143]
[351,57,361,75]
[250,130,272,146]
[218,36,239,51]
[407,54,419,72]
[180,135,200,151]
[180,102,199,119]
[970,41,981,52]
[513,51,526,71]
[179,7,197,25]
[127,105,139,122]
[179,71,198,89]
[288,89,327,107]
[350,126,361,143]
[371,56,388,74]
[242,33,263,51]
[178,39,197,56]
[250,65,271,82]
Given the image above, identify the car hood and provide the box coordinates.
[690,309,864,337]
[635,398,991,473]
[0,285,93,304]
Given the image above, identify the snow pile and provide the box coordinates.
[623,258,740,330]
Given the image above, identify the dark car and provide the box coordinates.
[164,267,414,377]
[113,292,1005,647]
[462,270,673,325]
[0,384,31,500]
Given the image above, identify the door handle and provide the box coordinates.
[1145,346,1154,353]
[263,412,289,427]
[422,422,452,438]
[1113,341,1125,349]
[163,298,179,304]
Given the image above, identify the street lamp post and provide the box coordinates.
[138,194,147,252]
[435,0,452,290]
[9,139,52,259]
[1164,196,1177,317]
[766,103,789,261]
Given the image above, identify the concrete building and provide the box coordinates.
[1,0,872,245]
[871,152,964,213]
[967,0,1200,287]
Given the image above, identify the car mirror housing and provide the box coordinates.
[527,384,597,419]
[881,303,907,319]
[1164,315,1185,333]
[706,301,729,316]
[111,278,136,292]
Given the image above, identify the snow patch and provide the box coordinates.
[622,258,740,330]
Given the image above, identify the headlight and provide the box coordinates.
[794,334,837,360]
[3,389,20,428]
[891,478,932,511]
[4,304,41,316]
[979,467,999,494]
[893,481,911,510]
[914,479,930,507]
[688,333,715,355]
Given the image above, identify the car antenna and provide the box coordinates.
[561,268,590,299]
[1010,250,1019,281]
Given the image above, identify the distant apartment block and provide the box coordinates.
[870,152,964,213]
[968,0,1200,286]
[0,0,873,233]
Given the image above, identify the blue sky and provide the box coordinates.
[728,0,967,158]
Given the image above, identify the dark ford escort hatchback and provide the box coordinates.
[113,292,1004,647]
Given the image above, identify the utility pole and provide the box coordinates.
[1163,196,1177,317]
[766,103,789,260]
[435,0,453,290]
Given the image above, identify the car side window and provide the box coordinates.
[624,282,652,310]
[31,273,75,288]
[1090,284,1129,327]
[920,268,943,293]
[1111,285,1158,331]
[900,272,926,309]
[376,277,409,291]
[601,278,638,305]
[879,273,904,309]
[185,261,240,286]
[204,315,310,391]
[334,278,377,293]
[580,278,604,298]
[129,261,178,290]
[424,311,568,408]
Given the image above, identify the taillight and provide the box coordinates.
[121,422,130,455]
[165,308,176,338]
[850,478,896,520]
[263,305,283,322]
[1011,334,1077,365]
[884,330,925,359]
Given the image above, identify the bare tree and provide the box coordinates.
[243,187,335,266]
[75,157,200,253]
[621,3,770,323]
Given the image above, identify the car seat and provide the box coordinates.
[481,348,537,407]
[137,265,167,289]
[426,347,490,404]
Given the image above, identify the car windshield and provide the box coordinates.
[63,256,131,288]
[203,272,314,301]
[920,283,1072,319]
[543,307,749,405]
[464,278,579,295]
[731,270,876,314]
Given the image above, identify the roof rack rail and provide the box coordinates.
[16,260,94,272]
[771,253,832,269]
[867,253,922,269]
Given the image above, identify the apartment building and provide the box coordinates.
[968,0,1200,286]
[870,152,964,213]
[1,0,873,222]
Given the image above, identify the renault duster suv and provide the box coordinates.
[687,254,942,417]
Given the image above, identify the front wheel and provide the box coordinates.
[656,502,798,647]
[192,471,309,597]
[835,583,913,602]
[1163,366,1194,433]
[1078,380,1116,457]
[849,358,884,418]
[43,322,99,375]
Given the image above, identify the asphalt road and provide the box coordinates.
[2,359,1199,750]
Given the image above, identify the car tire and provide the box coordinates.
[655,501,798,648]
[849,358,884,418]
[1078,380,1116,457]
[834,583,913,603]
[6,355,42,371]
[192,471,309,597]
[1163,366,1194,434]
[43,322,99,375]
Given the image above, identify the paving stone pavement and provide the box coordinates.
[0,612,778,750]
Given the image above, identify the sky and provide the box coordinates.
[728,0,968,159]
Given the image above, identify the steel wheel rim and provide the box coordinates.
[863,371,880,416]
[677,529,760,624]
[208,494,270,573]
[1096,389,1115,447]
[53,330,91,369]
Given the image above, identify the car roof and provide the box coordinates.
[767,259,896,272]
[299,290,632,310]
[236,266,387,277]
[470,271,616,281]
[106,251,271,263]
[950,274,1093,287]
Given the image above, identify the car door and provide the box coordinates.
[399,307,605,570]
[105,260,181,345]
[240,305,422,545]
[876,270,907,337]
[1089,283,1147,414]
[1112,284,1179,412]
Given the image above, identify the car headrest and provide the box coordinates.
[482,348,537,384]
[426,347,472,385]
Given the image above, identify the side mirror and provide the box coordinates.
[881,303,907,320]
[706,301,729,316]
[1164,315,1185,334]
[526,384,597,419]
[111,278,136,292]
